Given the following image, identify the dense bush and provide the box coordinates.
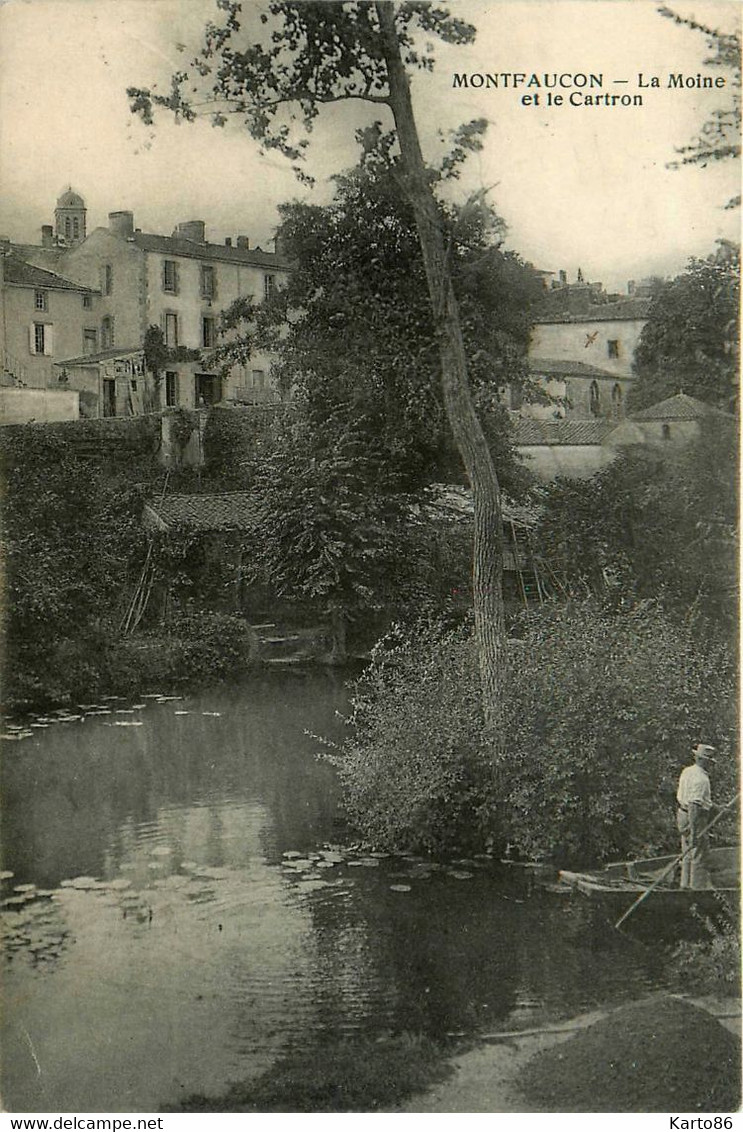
[668,902,741,996]
[502,601,737,864]
[329,619,491,853]
[535,421,738,637]
[331,603,737,864]
[1,426,154,706]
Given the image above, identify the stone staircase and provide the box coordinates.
[249,622,329,667]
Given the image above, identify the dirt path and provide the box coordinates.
[400,996,741,1113]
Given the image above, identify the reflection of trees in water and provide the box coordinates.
[302,871,664,1039]
[1,674,349,890]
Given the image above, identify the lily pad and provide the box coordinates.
[295,880,330,893]
[390,884,412,893]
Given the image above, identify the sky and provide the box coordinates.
[0,0,740,292]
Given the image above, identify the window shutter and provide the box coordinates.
[174,262,179,296]
[211,267,217,300]
[29,324,37,354]
[44,325,54,356]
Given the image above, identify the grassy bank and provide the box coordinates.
[164,1033,453,1113]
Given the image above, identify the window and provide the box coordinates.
[589,380,600,417]
[162,260,178,293]
[163,312,178,348]
[251,369,265,390]
[30,322,52,355]
[200,265,216,299]
[65,218,71,239]
[202,317,216,348]
[34,290,47,311]
[263,273,276,301]
[83,329,97,354]
[195,373,222,406]
[101,264,114,295]
[73,218,79,240]
[607,339,620,359]
[101,316,114,349]
[165,371,178,408]
[82,294,93,310]
[131,380,138,393]
[611,382,623,418]
[662,423,671,441]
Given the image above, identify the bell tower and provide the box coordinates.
[54,187,87,245]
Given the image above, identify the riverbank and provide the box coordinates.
[400,994,742,1113]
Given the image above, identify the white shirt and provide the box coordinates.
[677,764,712,809]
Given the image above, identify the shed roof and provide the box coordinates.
[3,254,96,293]
[144,492,258,532]
[630,392,732,422]
[56,347,143,367]
[513,418,616,446]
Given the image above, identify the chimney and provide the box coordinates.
[627,279,636,296]
[236,235,249,250]
[41,225,54,248]
[225,237,232,247]
[175,220,206,243]
[109,211,135,238]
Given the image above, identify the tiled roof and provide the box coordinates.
[144,492,258,532]
[131,232,290,269]
[528,358,623,379]
[56,347,143,366]
[630,392,733,421]
[513,418,615,446]
[3,254,96,293]
[533,299,652,324]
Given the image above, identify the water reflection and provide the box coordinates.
[2,673,665,1112]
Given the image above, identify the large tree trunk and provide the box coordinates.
[375,1,505,735]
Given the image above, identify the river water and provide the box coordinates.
[2,672,668,1112]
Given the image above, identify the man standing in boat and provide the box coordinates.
[676,743,717,890]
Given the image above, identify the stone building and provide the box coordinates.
[526,297,650,419]
[56,208,289,411]
[0,248,99,421]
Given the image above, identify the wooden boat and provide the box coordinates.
[557,846,740,919]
